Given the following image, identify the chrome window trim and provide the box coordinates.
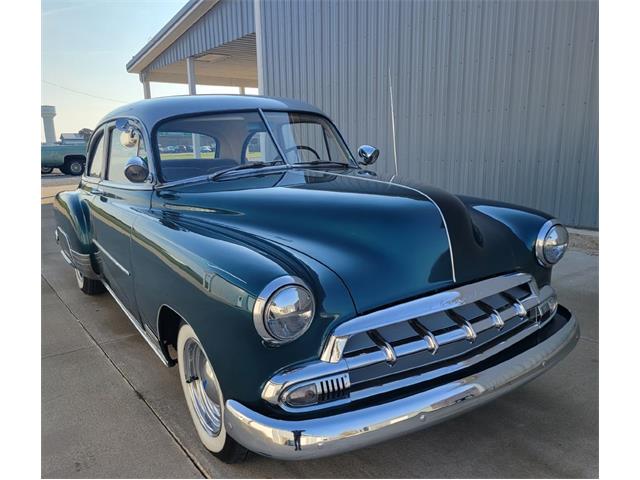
[252,275,314,345]
[535,218,565,267]
[93,239,130,276]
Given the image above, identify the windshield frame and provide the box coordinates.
[152,108,358,188]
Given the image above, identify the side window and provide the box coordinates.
[107,127,146,183]
[157,132,218,160]
[88,132,105,178]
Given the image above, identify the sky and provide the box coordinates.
[41,0,251,141]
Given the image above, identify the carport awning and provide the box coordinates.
[142,34,257,88]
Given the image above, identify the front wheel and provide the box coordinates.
[177,323,249,463]
[75,269,105,295]
[41,166,53,174]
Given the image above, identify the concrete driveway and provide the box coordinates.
[41,204,598,478]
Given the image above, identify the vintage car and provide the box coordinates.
[54,95,578,463]
[41,141,87,175]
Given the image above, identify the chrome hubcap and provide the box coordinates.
[183,338,222,436]
[70,162,82,174]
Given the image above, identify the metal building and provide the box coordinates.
[127,0,599,228]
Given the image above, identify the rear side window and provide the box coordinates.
[157,132,218,161]
[88,132,105,178]
[107,127,147,184]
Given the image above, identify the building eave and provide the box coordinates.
[126,0,219,74]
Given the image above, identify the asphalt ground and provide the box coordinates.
[41,178,598,478]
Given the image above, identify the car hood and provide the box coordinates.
[155,168,543,313]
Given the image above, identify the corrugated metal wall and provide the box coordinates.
[258,0,599,228]
[146,0,255,72]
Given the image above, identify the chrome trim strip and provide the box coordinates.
[227,312,578,460]
[321,272,532,363]
[93,240,130,276]
[99,180,153,191]
[56,227,100,279]
[102,281,169,367]
[60,249,73,266]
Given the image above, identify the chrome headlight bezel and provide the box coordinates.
[535,219,569,267]
[253,276,315,345]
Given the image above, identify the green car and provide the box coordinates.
[54,95,578,463]
[41,142,87,175]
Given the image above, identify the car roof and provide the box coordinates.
[98,95,324,129]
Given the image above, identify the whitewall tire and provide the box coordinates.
[177,323,248,463]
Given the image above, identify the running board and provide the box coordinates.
[102,281,171,367]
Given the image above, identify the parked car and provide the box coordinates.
[53,95,578,463]
[41,142,87,175]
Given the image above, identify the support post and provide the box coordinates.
[186,57,197,95]
[239,86,246,95]
[186,57,200,158]
[140,73,151,99]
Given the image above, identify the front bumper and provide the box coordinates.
[224,306,579,460]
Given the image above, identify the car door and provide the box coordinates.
[90,120,153,318]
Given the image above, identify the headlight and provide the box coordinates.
[253,277,315,344]
[536,220,569,266]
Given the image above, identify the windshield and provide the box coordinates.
[155,110,355,183]
[261,111,355,165]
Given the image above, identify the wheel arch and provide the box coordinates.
[156,304,187,367]
[63,154,87,163]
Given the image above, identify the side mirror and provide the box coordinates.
[357,145,379,165]
[124,156,149,183]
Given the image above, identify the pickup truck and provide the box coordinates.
[41,142,87,175]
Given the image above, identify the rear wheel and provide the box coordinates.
[64,157,85,176]
[75,269,105,295]
[177,323,249,463]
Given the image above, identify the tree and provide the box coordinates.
[78,128,93,140]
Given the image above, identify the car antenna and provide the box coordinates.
[388,67,399,178]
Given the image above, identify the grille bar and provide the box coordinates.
[341,290,541,371]
[321,273,534,363]
[367,330,398,365]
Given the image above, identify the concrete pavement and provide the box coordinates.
[41,203,598,478]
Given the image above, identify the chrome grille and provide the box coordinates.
[263,273,559,412]
[340,283,537,371]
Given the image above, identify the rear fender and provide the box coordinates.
[53,189,100,279]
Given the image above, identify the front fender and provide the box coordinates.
[130,210,357,411]
[457,195,555,287]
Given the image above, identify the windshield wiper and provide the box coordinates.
[293,161,352,168]
[209,161,285,180]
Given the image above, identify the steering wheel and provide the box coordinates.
[271,145,321,163]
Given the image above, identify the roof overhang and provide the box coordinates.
[126,0,220,74]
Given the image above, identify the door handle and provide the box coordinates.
[90,188,105,196]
